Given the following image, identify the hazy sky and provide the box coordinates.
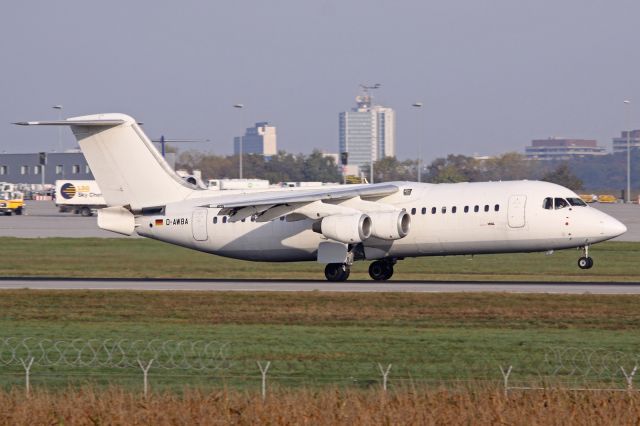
[1,1,639,162]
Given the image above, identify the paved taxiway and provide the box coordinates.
[1,278,639,294]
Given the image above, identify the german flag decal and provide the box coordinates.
[155,219,164,226]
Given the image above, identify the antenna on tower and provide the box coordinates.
[356,83,381,110]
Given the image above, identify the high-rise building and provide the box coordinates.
[338,94,396,170]
[234,122,277,156]
[612,130,640,154]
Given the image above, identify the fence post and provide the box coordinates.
[499,365,513,397]
[377,363,392,391]
[621,366,638,391]
[257,361,271,401]
[19,357,34,397]
[137,359,154,398]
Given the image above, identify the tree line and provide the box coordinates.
[176,149,640,192]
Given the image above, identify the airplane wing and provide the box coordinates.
[210,183,402,222]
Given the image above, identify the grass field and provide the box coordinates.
[1,290,639,391]
[1,238,639,281]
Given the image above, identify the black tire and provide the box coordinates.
[15,208,22,216]
[369,261,394,281]
[325,263,350,282]
[80,207,93,217]
[578,257,592,270]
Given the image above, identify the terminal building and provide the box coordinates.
[0,151,93,185]
[612,130,640,154]
[338,93,396,171]
[234,122,277,156]
[525,138,607,160]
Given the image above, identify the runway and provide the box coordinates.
[1,278,640,294]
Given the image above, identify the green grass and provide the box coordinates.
[1,291,640,390]
[1,238,639,281]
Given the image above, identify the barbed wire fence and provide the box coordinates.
[0,338,229,397]
[0,339,639,398]
[497,346,640,395]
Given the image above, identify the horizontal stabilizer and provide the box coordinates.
[13,119,125,126]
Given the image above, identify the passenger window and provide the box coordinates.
[431,207,436,214]
[213,217,218,224]
[441,206,447,214]
[554,198,569,209]
[222,216,227,224]
[411,208,416,215]
[484,205,489,212]
[494,204,500,212]
[421,207,426,215]
[464,206,469,213]
[543,197,553,210]
[474,205,479,213]
[452,206,457,214]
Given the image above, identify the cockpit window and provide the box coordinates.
[554,198,569,209]
[567,197,587,207]
[543,197,553,210]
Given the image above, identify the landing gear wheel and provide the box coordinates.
[578,257,593,270]
[369,260,394,281]
[325,263,350,282]
[80,207,93,217]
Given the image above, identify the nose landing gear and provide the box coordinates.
[368,259,395,281]
[578,245,594,270]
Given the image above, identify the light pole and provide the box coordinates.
[233,104,244,179]
[624,100,631,203]
[52,105,63,152]
[412,102,423,182]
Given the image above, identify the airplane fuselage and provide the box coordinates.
[137,180,625,262]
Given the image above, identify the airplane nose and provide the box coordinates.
[602,217,627,239]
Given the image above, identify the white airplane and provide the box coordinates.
[16,113,627,281]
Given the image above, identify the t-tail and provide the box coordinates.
[15,113,197,210]
[15,113,198,235]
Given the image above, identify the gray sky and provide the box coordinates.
[1,1,639,162]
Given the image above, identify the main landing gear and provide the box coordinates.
[325,263,351,282]
[578,245,594,270]
[324,259,397,282]
[368,259,394,281]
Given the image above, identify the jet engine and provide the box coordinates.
[313,214,372,244]
[368,210,411,240]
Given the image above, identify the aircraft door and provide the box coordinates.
[508,195,526,228]
[192,208,208,241]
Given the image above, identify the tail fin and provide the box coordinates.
[17,113,196,210]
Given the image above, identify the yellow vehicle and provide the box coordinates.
[0,191,25,215]
[597,194,617,204]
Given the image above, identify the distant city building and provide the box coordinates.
[338,94,396,170]
[0,149,176,186]
[525,138,606,160]
[234,122,277,156]
[0,151,92,185]
[612,130,640,154]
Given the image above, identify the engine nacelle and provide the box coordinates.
[315,214,372,244]
[368,210,411,240]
